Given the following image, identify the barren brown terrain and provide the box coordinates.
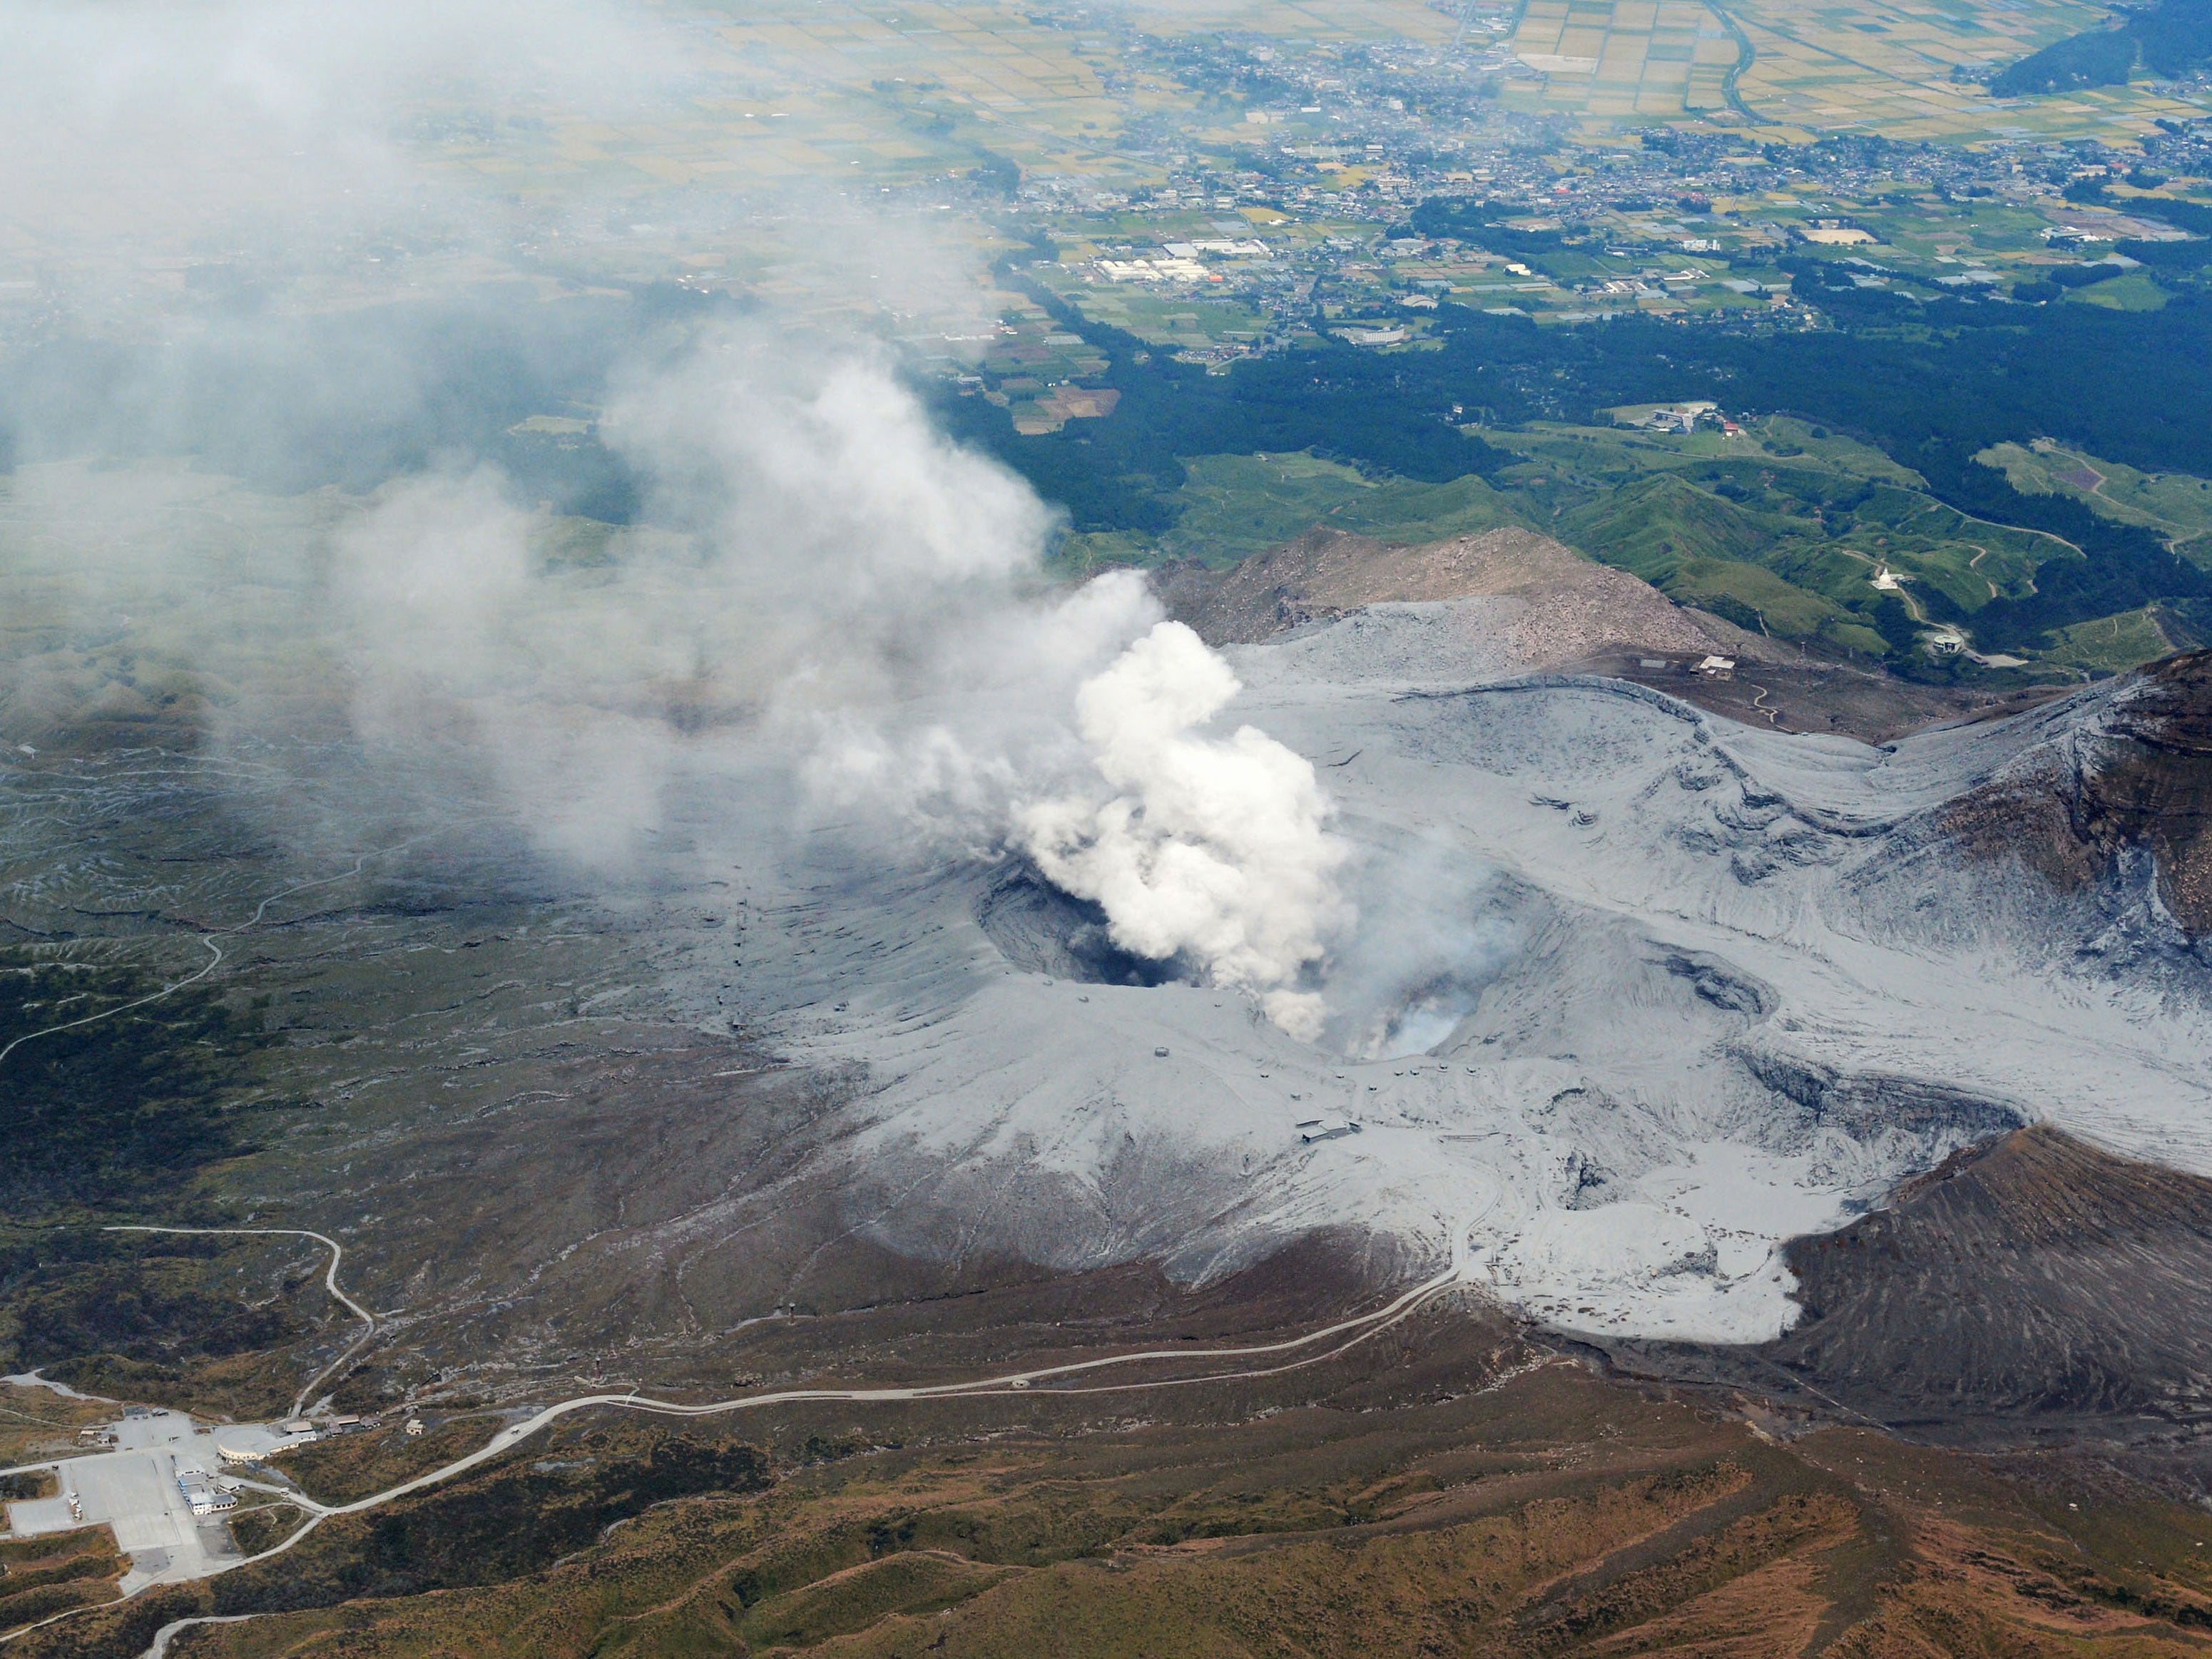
[23,1280,2212,1659]
[1155,526,1760,658]
[1159,526,2061,742]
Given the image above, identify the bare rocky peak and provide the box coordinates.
[1153,525,1774,668]
[1942,648,2212,932]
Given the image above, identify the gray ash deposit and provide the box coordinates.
[16,418,2212,1359]
[653,621,2212,1345]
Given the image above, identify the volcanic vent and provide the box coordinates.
[975,861,1187,987]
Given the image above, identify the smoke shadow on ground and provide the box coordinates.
[974,862,1190,988]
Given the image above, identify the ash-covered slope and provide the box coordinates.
[663,600,2212,1349]
[1766,1124,2212,1427]
[1941,646,2212,934]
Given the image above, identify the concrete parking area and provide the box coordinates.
[4,1409,249,1591]
[3,1495,77,1535]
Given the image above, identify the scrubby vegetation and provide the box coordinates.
[21,1352,2212,1659]
[207,1429,772,1615]
[0,951,268,1220]
[0,950,309,1399]
[227,1504,307,1558]
[0,1530,124,1639]
[285,1418,505,1507]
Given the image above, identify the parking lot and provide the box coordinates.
[4,1409,247,1591]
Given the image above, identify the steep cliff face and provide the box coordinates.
[1768,1125,2212,1424]
[1942,650,2212,933]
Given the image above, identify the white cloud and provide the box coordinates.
[1021,621,1352,1036]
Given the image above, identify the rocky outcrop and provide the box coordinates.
[1942,649,2212,932]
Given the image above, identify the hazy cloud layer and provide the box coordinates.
[0,0,694,251]
[0,6,1366,1039]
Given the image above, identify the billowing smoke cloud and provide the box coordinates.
[86,327,1354,1031]
[1020,622,1351,1038]
[297,334,1148,868]
[0,1,1358,1039]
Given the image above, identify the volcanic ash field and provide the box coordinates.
[691,608,2212,1347]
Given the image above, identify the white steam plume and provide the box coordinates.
[1320,838,1519,1060]
[321,340,1357,1031]
[1020,622,1351,1039]
[0,321,1354,1034]
[0,4,1361,1041]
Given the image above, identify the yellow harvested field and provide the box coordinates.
[1508,0,1743,121]
[1504,0,2212,138]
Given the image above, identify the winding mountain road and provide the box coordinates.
[2,1227,1473,1653]
[101,1227,377,1420]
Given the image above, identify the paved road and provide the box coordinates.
[4,1227,1472,1651]
[102,1227,376,1418]
[180,1260,1466,1593]
[1,1411,243,1595]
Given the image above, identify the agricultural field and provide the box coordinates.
[661,0,1459,193]
[1830,191,2074,267]
[1503,0,2211,138]
[962,313,1117,433]
[2068,267,2173,306]
[1054,290,1274,353]
[1504,0,1748,124]
[1116,0,1461,43]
